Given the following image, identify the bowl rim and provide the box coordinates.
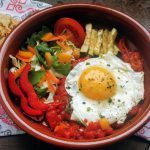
[0,3,150,148]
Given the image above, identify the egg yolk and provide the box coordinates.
[78,66,117,100]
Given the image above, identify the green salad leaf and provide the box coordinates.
[36,42,52,53]
[52,56,71,76]
[34,86,48,98]
[28,70,45,85]
[26,26,50,46]
[36,42,61,55]
[35,48,45,65]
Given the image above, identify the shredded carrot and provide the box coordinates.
[46,71,59,84]
[58,35,68,42]
[41,32,54,41]
[56,41,71,51]
[27,46,36,54]
[16,51,33,59]
[16,54,32,62]
[42,32,67,42]
[37,74,46,87]
[44,52,53,67]
[45,72,56,93]
[13,63,26,79]
[45,36,62,42]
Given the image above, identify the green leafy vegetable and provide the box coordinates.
[26,26,50,46]
[36,42,53,53]
[35,48,45,65]
[52,56,71,76]
[28,70,45,85]
[36,42,61,54]
[34,86,48,98]
[31,56,39,66]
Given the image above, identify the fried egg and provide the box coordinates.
[65,51,144,125]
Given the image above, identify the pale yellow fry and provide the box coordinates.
[80,23,92,53]
[108,28,118,54]
[102,29,109,54]
[113,45,120,55]
[88,29,97,56]
[94,29,103,56]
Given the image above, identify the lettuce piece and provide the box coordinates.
[52,56,71,76]
[36,42,61,55]
[28,70,45,85]
[34,86,48,98]
[26,26,50,46]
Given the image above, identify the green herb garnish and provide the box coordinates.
[86,62,90,65]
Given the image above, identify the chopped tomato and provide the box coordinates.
[54,18,85,48]
[86,122,99,131]
[54,77,68,97]
[84,130,96,139]
[46,110,62,129]
[105,128,113,135]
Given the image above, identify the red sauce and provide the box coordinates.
[46,77,113,139]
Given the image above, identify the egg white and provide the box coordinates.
[65,51,144,125]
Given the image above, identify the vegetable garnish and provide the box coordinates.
[8,72,43,116]
[44,52,53,67]
[13,63,26,79]
[26,26,50,47]
[16,54,32,62]
[16,51,33,59]
[20,63,49,111]
[27,46,36,54]
[45,71,56,93]
[42,32,67,42]
[46,70,59,84]
[52,56,71,76]
[54,18,86,48]
[28,70,45,85]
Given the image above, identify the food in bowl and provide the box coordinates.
[8,17,144,140]
[0,13,19,45]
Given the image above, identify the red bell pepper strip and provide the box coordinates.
[20,96,43,116]
[19,63,49,111]
[8,72,43,116]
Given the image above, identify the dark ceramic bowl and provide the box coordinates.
[0,3,150,149]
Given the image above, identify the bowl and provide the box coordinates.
[0,3,150,149]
